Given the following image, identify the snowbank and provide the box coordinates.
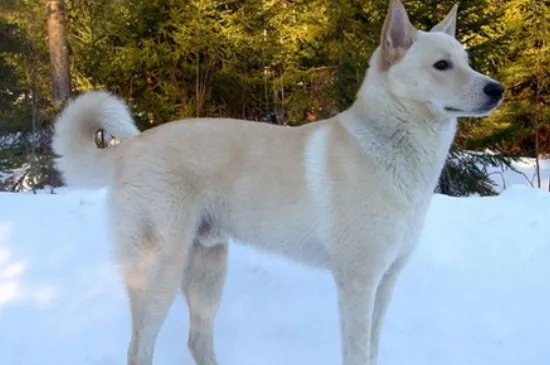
[0,186,548,365]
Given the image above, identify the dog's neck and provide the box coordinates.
[340,49,457,203]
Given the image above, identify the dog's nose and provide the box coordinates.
[483,82,505,99]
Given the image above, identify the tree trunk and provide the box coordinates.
[25,41,39,194]
[280,65,285,125]
[337,16,346,109]
[46,0,71,108]
[534,41,543,188]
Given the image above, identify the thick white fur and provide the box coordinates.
[52,91,139,187]
[304,125,333,243]
[51,1,503,364]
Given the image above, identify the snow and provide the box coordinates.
[489,157,550,193]
[1,182,549,365]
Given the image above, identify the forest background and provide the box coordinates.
[0,0,548,195]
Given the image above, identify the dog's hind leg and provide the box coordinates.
[182,239,228,365]
[120,223,191,365]
[369,254,410,365]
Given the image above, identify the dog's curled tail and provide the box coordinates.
[52,90,140,188]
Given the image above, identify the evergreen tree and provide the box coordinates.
[0,0,547,194]
[489,0,550,186]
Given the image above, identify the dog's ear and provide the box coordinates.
[430,4,458,37]
[380,0,416,69]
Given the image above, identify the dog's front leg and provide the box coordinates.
[369,253,411,365]
[333,263,383,365]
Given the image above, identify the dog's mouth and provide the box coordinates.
[444,100,501,116]
[444,106,463,112]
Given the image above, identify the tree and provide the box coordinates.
[46,0,71,108]
[0,0,547,195]
[496,0,550,186]
[0,0,62,191]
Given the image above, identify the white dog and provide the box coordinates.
[52,1,504,364]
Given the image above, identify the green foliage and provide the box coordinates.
[0,0,58,191]
[1,0,549,195]
[436,151,520,197]
[491,0,550,157]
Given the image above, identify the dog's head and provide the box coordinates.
[378,0,504,118]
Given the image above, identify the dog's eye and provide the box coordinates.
[433,60,452,71]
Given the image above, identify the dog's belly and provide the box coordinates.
[239,237,331,269]
[227,213,332,269]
